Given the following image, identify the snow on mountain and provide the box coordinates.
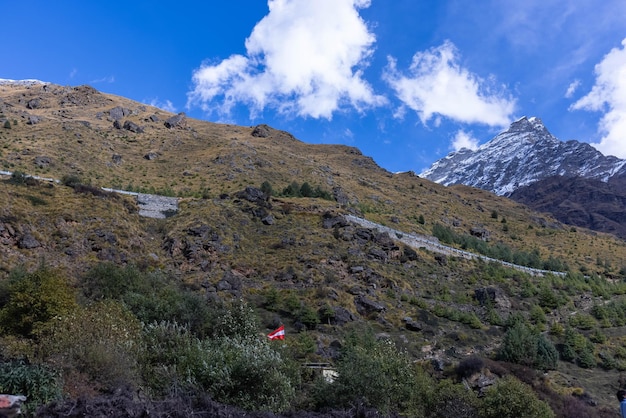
[0,78,47,86]
[420,116,626,196]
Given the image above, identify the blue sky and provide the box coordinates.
[2,1,626,173]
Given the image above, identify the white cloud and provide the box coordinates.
[451,129,479,151]
[148,98,177,113]
[188,0,385,120]
[571,38,626,158]
[383,41,516,127]
[565,79,581,98]
[90,75,115,84]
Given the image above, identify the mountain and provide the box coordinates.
[420,116,626,196]
[509,175,626,239]
[2,81,626,416]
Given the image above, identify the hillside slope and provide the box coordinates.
[1,82,626,416]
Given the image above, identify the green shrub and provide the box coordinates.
[210,299,260,339]
[498,316,558,370]
[39,300,142,391]
[480,375,555,418]
[316,330,423,415]
[193,335,297,412]
[0,267,78,337]
[139,314,298,412]
[260,180,273,196]
[60,174,83,187]
[9,171,24,184]
[559,327,597,368]
[427,379,480,418]
[139,321,200,396]
[535,335,559,371]
[300,182,313,197]
[82,263,213,337]
[0,361,62,412]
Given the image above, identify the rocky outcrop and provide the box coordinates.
[251,124,271,138]
[474,286,511,312]
[164,113,186,129]
[122,120,144,133]
[109,106,131,120]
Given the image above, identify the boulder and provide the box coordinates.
[354,296,386,316]
[332,186,350,205]
[164,112,186,129]
[322,213,348,229]
[216,271,242,293]
[235,186,269,205]
[329,307,355,325]
[34,156,52,168]
[26,98,41,109]
[251,124,271,138]
[403,317,423,332]
[27,115,41,125]
[474,286,511,311]
[109,106,131,120]
[122,120,144,133]
[470,226,491,241]
[18,233,40,249]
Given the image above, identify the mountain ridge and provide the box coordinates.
[421,116,626,196]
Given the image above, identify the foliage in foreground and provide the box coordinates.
[0,264,611,416]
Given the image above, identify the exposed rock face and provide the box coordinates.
[474,286,511,312]
[136,193,178,219]
[123,120,144,133]
[144,151,159,160]
[27,98,41,109]
[403,317,423,332]
[109,106,131,120]
[251,124,271,138]
[164,113,186,129]
[469,226,490,241]
[354,296,386,316]
[18,233,41,249]
[235,186,270,206]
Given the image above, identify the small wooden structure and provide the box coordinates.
[302,363,338,383]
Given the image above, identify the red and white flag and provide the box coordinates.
[268,325,285,340]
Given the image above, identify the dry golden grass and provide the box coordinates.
[2,82,626,278]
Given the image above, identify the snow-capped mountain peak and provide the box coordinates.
[420,116,626,196]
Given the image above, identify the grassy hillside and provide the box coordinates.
[1,83,626,416]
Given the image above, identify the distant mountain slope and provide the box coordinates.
[420,116,626,196]
[509,175,626,240]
